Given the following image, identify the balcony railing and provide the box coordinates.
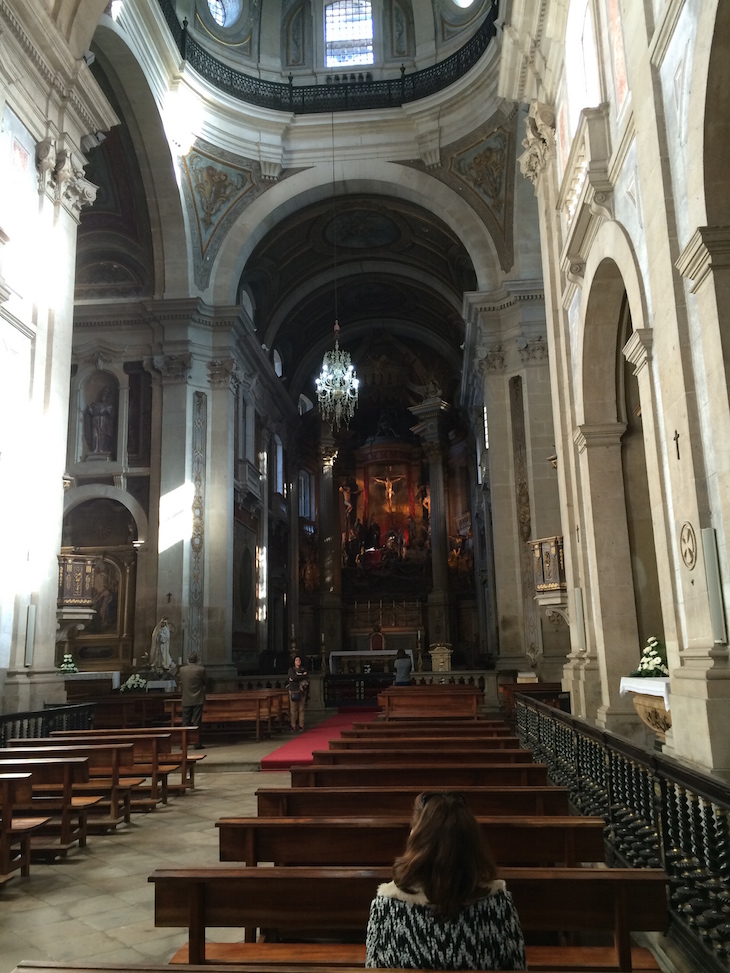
[158,0,499,114]
[515,695,730,973]
[1,703,95,746]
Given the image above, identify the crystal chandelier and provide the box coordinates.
[316,321,359,431]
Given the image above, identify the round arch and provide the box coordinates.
[90,20,191,298]
[52,0,109,58]
[577,220,649,425]
[685,0,729,228]
[64,486,149,545]
[207,160,503,304]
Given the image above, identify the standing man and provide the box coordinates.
[287,656,308,732]
[178,652,207,749]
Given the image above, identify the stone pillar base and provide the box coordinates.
[669,670,730,778]
[2,668,66,713]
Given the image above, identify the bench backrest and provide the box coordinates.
[289,763,549,788]
[2,743,135,771]
[150,865,668,966]
[331,736,521,749]
[311,748,533,765]
[255,785,571,817]
[216,815,606,867]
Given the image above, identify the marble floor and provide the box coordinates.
[0,734,290,973]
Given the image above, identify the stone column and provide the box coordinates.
[410,399,452,645]
[318,432,341,657]
[205,358,238,686]
[3,139,99,711]
[288,446,300,653]
[574,422,640,734]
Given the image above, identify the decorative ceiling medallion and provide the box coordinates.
[680,522,697,570]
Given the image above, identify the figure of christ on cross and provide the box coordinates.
[373,473,405,513]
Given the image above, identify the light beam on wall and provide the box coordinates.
[158,482,195,553]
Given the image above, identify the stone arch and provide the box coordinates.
[64,485,149,546]
[52,0,110,58]
[207,160,503,305]
[90,21,190,298]
[577,220,649,425]
[685,0,729,228]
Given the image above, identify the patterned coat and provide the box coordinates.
[365,879,526,970]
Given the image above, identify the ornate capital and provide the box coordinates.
[517,335,548,363]
[518,102,556,187]
[320,444,338,469]
[207,358,239,390]
[36,137,57,193]
[147,353,193,385]
[476,344,505,374]
[55,150,98,219]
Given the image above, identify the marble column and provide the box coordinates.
[288,447,300,655]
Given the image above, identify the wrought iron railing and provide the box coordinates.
[157,0,499,114]
[515,696,730,973]
[0,702,95,746]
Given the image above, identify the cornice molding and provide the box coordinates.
[573,422,627,452]
[676,226,730,293]
[622,328,653,376]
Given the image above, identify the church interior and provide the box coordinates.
[1,1,730,969]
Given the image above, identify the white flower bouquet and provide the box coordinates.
[58,653,78,673]
[630,636,669,677]
[121,672,147,692]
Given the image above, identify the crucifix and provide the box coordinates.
[673,430,680,460]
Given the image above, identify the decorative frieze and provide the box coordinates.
[519,102,556,188]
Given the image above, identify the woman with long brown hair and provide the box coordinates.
[366,791,526,969]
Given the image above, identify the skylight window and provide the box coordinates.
[325,0,374,67]
[207,0,242,28]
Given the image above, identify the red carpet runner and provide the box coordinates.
[260,709,378,770]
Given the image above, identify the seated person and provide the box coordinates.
[393,647,412,685]
[369,624,385,651]
[366,791,526,970]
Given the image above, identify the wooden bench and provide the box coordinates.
[49,726,204,792]
[149,864,667,970]
[332,734,522,749]
[48,732,180,807]
[311,747,533,765]
[9,963,616,973]
[0,773,51,880]
[217,815,606,867]
[88,693,169,728]
[289,762,549,788]
[345,723,515,738]
[256,784,572,817]
[377,685,483,719]
[1,743,142,829]
[164,693,275,741]
[0,756,98,857]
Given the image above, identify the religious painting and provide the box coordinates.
[87,557,120,634]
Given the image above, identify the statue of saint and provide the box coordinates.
[85,387,115,454]
[150,617,173,670]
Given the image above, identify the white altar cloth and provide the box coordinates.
[619,676,671,711]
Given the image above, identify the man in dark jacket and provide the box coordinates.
[178,652,206,748]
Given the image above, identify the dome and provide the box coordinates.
[176,0,494,86]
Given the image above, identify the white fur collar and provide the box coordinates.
[376,879,506,905]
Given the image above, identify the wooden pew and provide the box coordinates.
[0,756,98,857]
[2,744,143,829]
[311,747,534,765]
[289,762,549,788]
[256,785,572,817]
[149,864,667,970]
[48,726,204,792]
[48,732,180,807]
[332,734,522,749]
[353,719,510,731]
[0,773,51,880]
[377,685,483,719]
[164,693,274,741]
[217,815,606,867]
[9,963,620,973]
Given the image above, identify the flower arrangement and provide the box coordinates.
[630,636,669,677]
[120,672,147,692]
[58,653,78,673]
